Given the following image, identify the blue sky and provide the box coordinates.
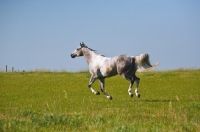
[1,0,200,71]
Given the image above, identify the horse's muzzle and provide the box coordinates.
[71,54,76,58]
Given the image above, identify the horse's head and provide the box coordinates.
[70,42,85,58]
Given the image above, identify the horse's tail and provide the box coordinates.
[133,53,159,72]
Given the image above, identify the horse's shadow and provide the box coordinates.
[138,99,176,102]
[138,99,192,102]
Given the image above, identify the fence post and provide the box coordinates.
[12,67,14,72]
[6,65,7,72]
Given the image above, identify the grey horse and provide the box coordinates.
[71,42,159,100]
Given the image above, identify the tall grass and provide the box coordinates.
[0,69,200,131]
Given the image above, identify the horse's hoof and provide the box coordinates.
[96,91,100,95]
[137,94,140,98]
[107,96,112,100]
[130,93,133,98]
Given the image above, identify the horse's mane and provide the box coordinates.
[80,42,105,57]
[80,42,96,52]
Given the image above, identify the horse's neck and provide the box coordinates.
[82,48,97,64]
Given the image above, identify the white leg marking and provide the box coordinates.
[99,79,112,100]
[90,88,100,95]
[135,78,140,98]
[88,76,100,95]
[106,95,112,100]
[128,79,134,97]
[135,89,139,97]
[128,87,132,96]
[128,85,133,97]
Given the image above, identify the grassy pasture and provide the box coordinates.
[0,69,200,131]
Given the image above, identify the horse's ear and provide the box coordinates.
[80,42,85,47]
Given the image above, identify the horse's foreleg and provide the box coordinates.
[135,77,140,98]
[88,76,100,95]
[99,78,112,100]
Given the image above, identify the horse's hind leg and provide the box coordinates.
[123,75,134,97]
[99,78,112,100]
[128,79,134,97]
[126,75,140,98]
[135,76,140,98]
[88,75,100,95]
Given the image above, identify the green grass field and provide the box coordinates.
[0,69,200,132]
